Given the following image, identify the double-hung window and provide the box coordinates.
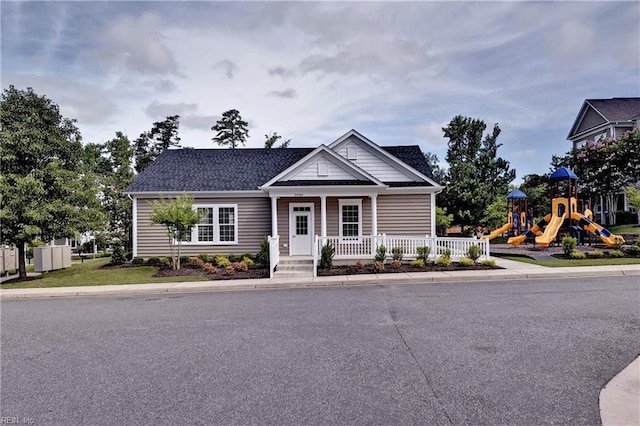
[339,199,362,241]
[185,204,237,244]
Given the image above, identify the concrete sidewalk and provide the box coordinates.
[1,258,639,300]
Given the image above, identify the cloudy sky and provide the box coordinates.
[2,1,638,182]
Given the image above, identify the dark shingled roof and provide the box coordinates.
[587,98,640,121]
[127,145,436,193]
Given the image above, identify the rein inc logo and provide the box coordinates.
[0,418,35,425]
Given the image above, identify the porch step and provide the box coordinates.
[275,257,313,278]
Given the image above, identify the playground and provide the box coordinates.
[482,167,624,252]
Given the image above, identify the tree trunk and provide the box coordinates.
[17,242,27,279]
[606,194,618,225]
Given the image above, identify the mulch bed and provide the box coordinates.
[153,266,269,280]
[317,263,500,277]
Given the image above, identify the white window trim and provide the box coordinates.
[182,203,238,245]
[338,198,362,243]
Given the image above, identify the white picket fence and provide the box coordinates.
[313,234,490,277]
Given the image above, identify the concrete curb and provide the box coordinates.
[1,264,639,300]
[600,355,640,426]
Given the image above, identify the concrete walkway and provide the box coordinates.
[1,258,639,424]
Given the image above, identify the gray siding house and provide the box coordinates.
[126,130,442,258]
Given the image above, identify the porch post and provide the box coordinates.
[430,192,436,237]
[370,194,377,236]
[271,195,278,237]
[320,195,327,237]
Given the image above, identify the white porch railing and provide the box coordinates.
[268,235,279,279]
[313,234,490,277]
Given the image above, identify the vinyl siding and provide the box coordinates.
[286,155,358,181]
[135,196,270,257]
[377,194,431,235]
[276,197,321,254]
[327,197,372,236]
[336,136,413,182]
[576,107,606,134]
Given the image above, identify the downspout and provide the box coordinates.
[127,194,137,258]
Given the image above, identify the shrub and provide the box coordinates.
[132,257,144,265]
[372,261,385,272]
[570,251,586,259]
[609,249,625,258]
[562,237,577,256]
[439,248,452,259]
[125,252,133,261]
[435,255,452,267]
[255,237,270,267]
[214,255,231,268]
[355,261,365,269]
[586,250,604,258]
[466,245,482,263]
[416,246,431,263]
[242,253,255,261]
[374,245,387,263]
[391,259,402,269]
[624,245,640,256]
[458,257,475,267]
[179,255,191,265]
[410,258,425,268]
[391,247,404,261]
[233,261,248,272]
[158,257,172,269]
[147,256,161,266]
[242,256,254,267]
[225,265,235,275]
[228,254,241,263]
[110,241,126,266]
[480,259,496,267]
[612,236,625,250]
[198,253,210,263]
[320,241,335,269]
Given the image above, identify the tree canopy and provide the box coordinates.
[439,116,516,232]
[134,115,181,173]
[211,109,249,149]
[264,132,290,148]
[0,86,104,278]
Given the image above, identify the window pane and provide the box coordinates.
[219,225,235,242]
[296,215,308,235]
[342,205,359,223]
[219,207,235,224]
[343,223,358,237]
[198,225,214,242]
[198,208,214,224]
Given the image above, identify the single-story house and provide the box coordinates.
[125,130,443,259]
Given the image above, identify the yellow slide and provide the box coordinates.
[481,223,512,240]
[571,212,624,247]
[508,214,549,246]
[535,214,564,247]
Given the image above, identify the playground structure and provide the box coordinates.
[481,189,533,241]
[504,167,624,248]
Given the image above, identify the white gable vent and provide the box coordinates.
[346,145,357,160]
[317,161,329,176]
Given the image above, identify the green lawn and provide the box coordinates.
[501,255,640,268]
[1,257,208,289]
[609,224,640,234]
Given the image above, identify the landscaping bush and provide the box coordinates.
[416,246,431,263]
[612,236,625,250]
[374,245,387,263]
[132,257,144,265]
[320,241,335,269]
[570,251,586,259]
[391,247,404,261]
[242,253,255,262]
[242,256,254,267]
[233,261,248,272]
[466,244,482,263]
[372,261,385,272]
[228,254,241,263]
[624,245,640,256]
[410,258,425,268]
[586,250,604,258]
[159,257,172,268]
[198,253,210,263]
[225,265,235,275]
[480,259,496,267]
[110,241,126,266]
[458,257,475,267]
[435,255,452,267]
[391,259,402,269]
[179,255,191,265]
[609,249,625,258]
[147,256,161,266]
[355,261,365,269]
[214,255,231,268]
[562,237,577,256]
[125,252,133,261]
[255,237,270,267]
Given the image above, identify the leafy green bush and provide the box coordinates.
[612,236,624,250]
[586,250,604,258]
[242,253,255,261]
[372,261,385,272]
[228,254,241,263]
[458,257,475,267]
[416,246,431,263]
[391,247,404,261]
[466,245,482,263]
[439,248,452,258]
[609,249,625,258]
[625,245,640,256]
[132,257,144,265]
[147,256,161,266]
[374,245,387,263]
[242,256,254,267]
[214,255,231,268]
[320,241,335,269]
[110,241,126,266]
[410,258,425,268]
[255,237,270,267]
[179,255,191,265]
[570,251,586,259]
[435,255,452,267]
[480,259,496,267]
[391,259,402,269]
[159,257,172,269]
[198,253,210,263]
[562,237,577,256]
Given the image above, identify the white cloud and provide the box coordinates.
[267,88,296,99]
[214,60,239,79]
[144,101,197,119]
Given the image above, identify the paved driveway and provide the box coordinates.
[2,276,639,425]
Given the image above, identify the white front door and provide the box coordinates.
[290,203,314,256]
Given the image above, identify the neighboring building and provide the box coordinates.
[567,98,640,223]
[125,130,442,259]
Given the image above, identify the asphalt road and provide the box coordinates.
[1,277,639,425]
